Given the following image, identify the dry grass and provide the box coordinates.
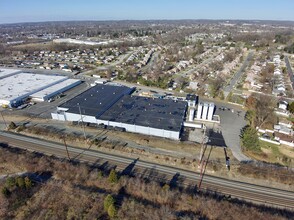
[244,141,294,167]
[0,162,25,176]
[279,145,294,159]
[0,145,292,220]
[5,123,293,190]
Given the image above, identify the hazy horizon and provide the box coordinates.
[1,0,294,24]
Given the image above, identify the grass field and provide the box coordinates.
[256,140,294,166]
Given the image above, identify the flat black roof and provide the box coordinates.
[99,96,187,131]
[186,94,198,102]
[60,84,134,117]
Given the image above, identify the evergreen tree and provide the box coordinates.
[107,204,117,218]
[287,102,294,114]
[108,169,118,184]
[240,126,260,151]
[104,194,115,211]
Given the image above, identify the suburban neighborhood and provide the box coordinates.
[0,5,294,218]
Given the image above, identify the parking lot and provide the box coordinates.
[213,102,250,161]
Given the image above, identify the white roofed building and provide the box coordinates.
[0,69,21,79]
[30,79,81,102]
[0,73,67,107]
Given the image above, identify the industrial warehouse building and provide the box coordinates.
[30,79,81,102]
[52,84,187,140]
[0,68,21,79]
[0,70,81,107]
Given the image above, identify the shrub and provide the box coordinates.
[104,194,115,211]
[16,177,25,188]
[162,183,170,191]
[97,170,103,179]
[8,121,17,130]
[108,169,118,184]
[2,187,10,197]
[6,176,15,188]
[107,204,117,218]
[16,125,26,132]
[24,176,32,189]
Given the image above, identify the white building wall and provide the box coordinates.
[83,115,97,123]
[104,120,180,140]
[189,108,195,121]
[63,112,96,123]
[52,112,181,140]
[197,103,203,119]
[137,125,151,134]
[64,112,82,121]
[96,119,109,125]
[123,123,135,131]
[107,121,125,128]
[51,112,66,121]
[207,103,215,121]
[202,103,208,120]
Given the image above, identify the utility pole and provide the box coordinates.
[198,146,212,190]
[62,136,71,161]
[0,111,8,130]
[77,104,87,139]
[198,125,207,167]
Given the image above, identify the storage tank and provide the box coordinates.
[197,103,203,119]
[202,103,208,120]
[207,103,215,121]
[189,108,195,121]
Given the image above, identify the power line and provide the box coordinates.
[77,103,87,139]
[62,136,71,161]
[0,111,8,129]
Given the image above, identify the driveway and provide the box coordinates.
[213,103,250,161]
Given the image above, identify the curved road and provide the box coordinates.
[0,131,293,210]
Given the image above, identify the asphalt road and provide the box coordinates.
[1,131,293,210]
[224,51,254,97]
[285,56,294,88]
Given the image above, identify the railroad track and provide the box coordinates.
[1,131,293,210]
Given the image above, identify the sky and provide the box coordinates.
[1,0,294,24]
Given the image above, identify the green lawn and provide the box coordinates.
[259,140,281,156]
[258,140,292,166]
